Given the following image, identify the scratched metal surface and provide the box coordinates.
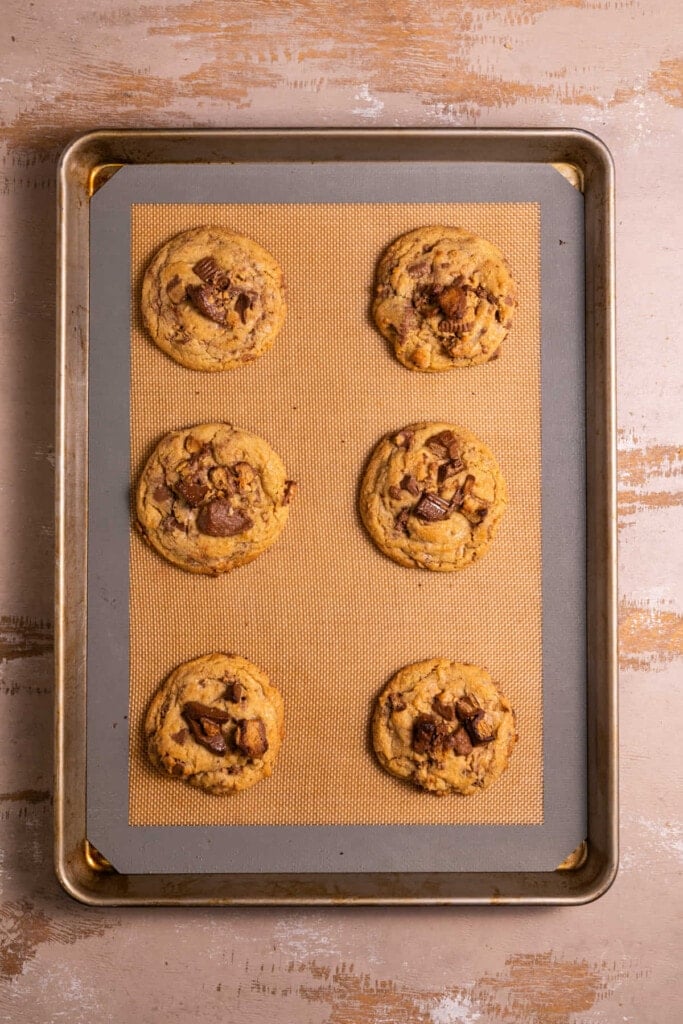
[0,1,681,1021]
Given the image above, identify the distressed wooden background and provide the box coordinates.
[1,1,681,1021]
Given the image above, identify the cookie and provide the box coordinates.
[136,422,297,575]
[359,422,507,572]
[372,659,516,795]
[372,225,517,371]
[141,227,286,371]
[145,653,284,794]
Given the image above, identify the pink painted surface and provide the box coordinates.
[1,0,682,1020]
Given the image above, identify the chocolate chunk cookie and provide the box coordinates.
[372,226,517,371]
[141,227,286,371]
[359,422,507,572]
[146,653,284,794]
[373,659,516,795]
[136,423,297,575]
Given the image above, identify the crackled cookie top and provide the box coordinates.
[372,226,517,371]
[145,653,284,794]
[373,659,516,795]
[136,422,296,575]
[359,422,507,572]
[141,227,286,371]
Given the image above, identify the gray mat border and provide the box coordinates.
[87,161,586,874]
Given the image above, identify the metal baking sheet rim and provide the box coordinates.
[54,127,617,906]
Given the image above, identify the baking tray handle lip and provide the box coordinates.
[56,124,617,175]
[49,854,621,909]
[554,126,615,171]
[53,851,96,908]
[57,130,98,181]
[53,841,120,908]
[566,850,619,906]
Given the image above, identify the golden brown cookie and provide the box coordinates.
[359,422,507,572]
[141,227,286,371]
[372,659,516,795]
[145,653,284,794]
[136,422,297,575]
[372,225,517,371]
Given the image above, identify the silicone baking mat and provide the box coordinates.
[129,201,542,827]
[86,162,586,873]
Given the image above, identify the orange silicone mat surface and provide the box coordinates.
[129,201,542,827]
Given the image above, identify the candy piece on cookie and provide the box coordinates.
[373,226,517,371]
[136,422,296,575]
[372,659,516,795]
[141,227,286,371]
[359,422,506,572]
[145,653,284,795]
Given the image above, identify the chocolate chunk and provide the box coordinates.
[438,459,464,484]
[426,431,452,454]
[412,283,440,316]
[153,483,173,504]
[165,274,186,303]
[401,474,421,497]
[193,256,231,289]
[171,727,188,745]
[460,478,490,523]
[224,681,245,703]
[171,763,185,776]
[463,709,496,745]
[432,694,456,721]
[451,474,476,508]
[161,515,183,533]
[394,509,410,534]
[187,716,227,755]
[394,430,415,449]
[475,284,497,306]
[438,318,464,336]
[388,485,402,501]
[451,477,488,523]
[187,284,228,325]
[400,304,419,339]
[283,480,297,505]
[182,701,232,722]
[235,718,268,759]
[174,475,209,508]
[449,727,473,756]
[426,431,462,461]
[413,492,452,522]
[234,291,253,324]
[406,259,430,278]
[455,695,481,723]
[438,284,468,320]
[412,713,448,755]
[387,693,407,712]
[197,500,252,537]
[182,701,232,755]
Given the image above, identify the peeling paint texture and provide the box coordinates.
[0,0,682,1020]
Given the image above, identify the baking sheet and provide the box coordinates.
[87,162,586,873]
